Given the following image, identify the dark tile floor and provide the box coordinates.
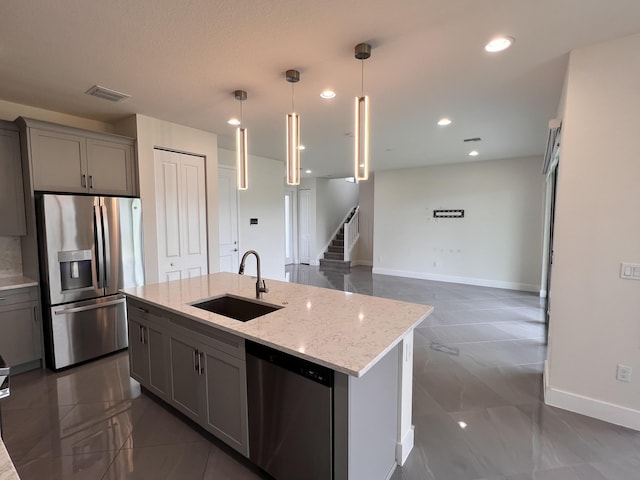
[1,265,639,479]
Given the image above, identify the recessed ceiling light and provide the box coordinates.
[469,150,479,157]
[298,145,306,150]
[458,421,468,429]
[320,90,336,99]
[438,118,452,126]
[227,118,240,126]
[305,169,312,174]
[485,36,514,53]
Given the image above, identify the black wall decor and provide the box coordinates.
[433,209,464,218]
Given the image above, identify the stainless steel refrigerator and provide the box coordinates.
[36,194,144,370]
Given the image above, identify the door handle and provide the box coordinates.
[142,326,147,345]
[233,249,238,252]
[138,325,143,343]
[89,175,94,189]
[33,306,38,323]
[193,349,199,373]
[81,174,87,188]
[199,351,205,375]
[101,205,111,289]
[54,297,126,315]
[136,306,150,314]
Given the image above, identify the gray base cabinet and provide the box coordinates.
[127,304,169,400]
[0,121,26,235]
[18,117,137,196]
[126,299,249,456]
[0,287,41,371]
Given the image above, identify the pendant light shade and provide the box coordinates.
[234,90,248,190]
[236,126,248,190]
[354,43,371,181]
[354,95,369,181]
[286,112,300,185]
[285,69,301,186]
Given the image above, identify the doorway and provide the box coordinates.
[284,189,296,265]
[299,189,311,265]
[218,167,240,272]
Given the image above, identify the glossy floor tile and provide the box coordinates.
[1,265,638,480]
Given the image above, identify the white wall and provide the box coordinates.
[373,157,545,291]
[114,114,219,284]
[356,174,375,266]
[0,99,113,132]
[545,33,640,430]
[314,178,359,262]
[218,148,285,281]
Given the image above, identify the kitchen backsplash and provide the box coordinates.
[0,236,23,277]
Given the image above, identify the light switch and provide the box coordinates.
[620,262,640,280]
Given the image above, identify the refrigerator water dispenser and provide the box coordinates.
[58,249,93,291]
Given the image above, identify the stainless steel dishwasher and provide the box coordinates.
[246,341,333,480]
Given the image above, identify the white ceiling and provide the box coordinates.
[2,1,640,178]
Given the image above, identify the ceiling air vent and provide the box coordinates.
[85,85,131,102]
[463,137,482,143]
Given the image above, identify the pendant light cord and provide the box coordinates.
[361,59,364,97]
[291,82,295,112]
[239,100,243,126]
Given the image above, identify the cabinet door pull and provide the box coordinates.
[193,349,199,373]
[142,326,147,345]
[136,306,150,314]
[199,351,205,375]
[81,174,87,188]
[89,175,94,189]
[138,325,143,343]
[0,297,6,301]
[33,306,38,322]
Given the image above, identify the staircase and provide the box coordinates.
[319,207,359,273]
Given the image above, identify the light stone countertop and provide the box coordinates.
[121,272,433,377]
[0,276,37,292]
[0,439,19,480]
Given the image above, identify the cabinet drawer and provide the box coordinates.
[0,287,38,306]
[168,315,245,360]
[127,300,169,329]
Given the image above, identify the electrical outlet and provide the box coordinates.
[616,364,632,383]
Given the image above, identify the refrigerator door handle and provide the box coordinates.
[101,205,112,289]
[93,205,105,289]
[54,297,126,315]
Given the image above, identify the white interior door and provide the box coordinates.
[299,189,311,265]
[284,189,296,265]
[154,149,208,282]
[218,167,239,272]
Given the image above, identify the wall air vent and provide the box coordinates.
[85,85,131,102]
[463,137,482,143]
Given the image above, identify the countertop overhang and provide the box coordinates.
[0,276,37,292]
[121,272,433,377]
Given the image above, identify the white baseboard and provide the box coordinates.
[545,385,640,431]
[395,424,414,466]
[353,259,373,267]
[372,267,539,292]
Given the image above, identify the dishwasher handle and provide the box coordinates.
[245,341,333,387]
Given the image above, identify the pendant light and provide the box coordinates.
[354,43,371,181]
[285,69,301,186]
[234,89,248,190]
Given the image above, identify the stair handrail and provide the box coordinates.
[343,206,360,262]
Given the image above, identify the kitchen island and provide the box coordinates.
[122,272,432,480]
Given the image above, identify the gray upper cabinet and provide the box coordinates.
[0,121,26,235]
[19,117,137,196]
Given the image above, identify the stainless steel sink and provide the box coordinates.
[190,295,282,322]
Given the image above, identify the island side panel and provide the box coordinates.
[396,330,415,465]
[334,343,400,480]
